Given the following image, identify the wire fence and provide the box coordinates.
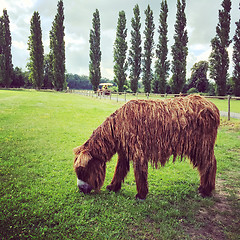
[68,89,240,120]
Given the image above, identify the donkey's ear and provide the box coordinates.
[74,150,92,168]
[73,145,84,155]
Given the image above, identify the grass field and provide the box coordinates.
[88,92,240,113]
[0,90,239,239]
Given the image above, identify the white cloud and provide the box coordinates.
[12,40,27,50]
[101,67,114,80]
[196,48,211,62]
[1,0,37,13]
[65,34,87,52]
[15,0,36,10]
[189,44,208,52]
[1,0,13,11]
[1,0,238,79]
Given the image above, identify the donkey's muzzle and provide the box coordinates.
[77,179,93,194]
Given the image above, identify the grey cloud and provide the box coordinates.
[2,0,239,78]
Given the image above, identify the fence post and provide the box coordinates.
[228,95,231,121]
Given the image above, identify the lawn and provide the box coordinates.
[92,92,240,113]
[0,90,239,239]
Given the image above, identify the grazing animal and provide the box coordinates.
[74,95,220,200]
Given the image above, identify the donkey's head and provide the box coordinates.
[73,145,106,194]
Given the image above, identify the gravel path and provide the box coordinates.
[220,111,240,119]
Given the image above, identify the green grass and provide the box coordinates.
[0,90,239,239]
[209,98,240,113]
[98,93,240,113]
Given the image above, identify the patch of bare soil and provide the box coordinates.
[220,120,240,132]
[183,179,240,240]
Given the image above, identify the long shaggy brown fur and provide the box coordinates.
[74,95,220,199]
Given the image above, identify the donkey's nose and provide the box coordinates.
[78,183,93,194]
[77,179,93,194]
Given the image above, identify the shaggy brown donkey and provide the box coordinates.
[74,95,220,200]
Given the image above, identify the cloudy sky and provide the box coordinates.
[1,0,239,80]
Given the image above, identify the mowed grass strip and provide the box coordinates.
[112,93,240,113]
[0,90,239,239]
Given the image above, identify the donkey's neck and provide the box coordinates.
[87,116,116,162]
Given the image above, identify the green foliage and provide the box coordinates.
[50,0,66,91]
[66,74,114,90]
[89,9,101,92]
[0,90,239,239]
[188,61,209,93]
[207,82,217,96]
[113,11,128,92]
[0,9,13,88]
[232,5,240,97]
[187,87,198,94]
[28,11,44,90]
[11,67,26,88]
[209,0,231,96]
[43,54,54,89]
[0,17,5,86]
[171,0,188,94]
[153,0,170,94]
[129,4,142,93]
[66,74,92,89]
[142,5,155,93]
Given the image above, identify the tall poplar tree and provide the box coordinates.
[232,4,240,96]
[129,4,141,93]
[28,11,44,89]
[0,9,13,88]
[89,9,101,92]
[113,11,128,92]
[209,0,231,96]
[0,16,4,86]
[153,0,169,94]
[171,0,188,94]
[188,61,209,93]
[43,54,54,89]
[50,0,66,91]
[142,5,155,93]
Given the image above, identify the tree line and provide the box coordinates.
[0,0,66,91]
[0,0,240,96]
[90,0,240,96]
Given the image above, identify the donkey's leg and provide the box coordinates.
[198,155,217,197]
[106,151,129,192]
[133,160,148,200]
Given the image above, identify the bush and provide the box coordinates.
[187,88,198,94]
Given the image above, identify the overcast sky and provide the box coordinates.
[1,0,239,80]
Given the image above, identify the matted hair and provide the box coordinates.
[74,95,220,199]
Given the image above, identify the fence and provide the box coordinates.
[69,89,240,120]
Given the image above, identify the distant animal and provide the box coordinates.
[73,95,220,200]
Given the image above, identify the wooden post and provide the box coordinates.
[228,95,231,121]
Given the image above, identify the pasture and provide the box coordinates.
[0,90,239,239]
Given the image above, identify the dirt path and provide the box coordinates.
[183,179,240,240]
[220,111,240,119]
